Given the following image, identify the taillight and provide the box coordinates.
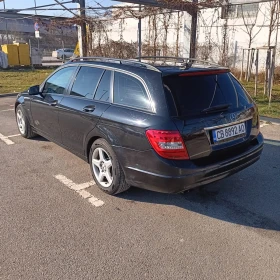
[146,130,189,160]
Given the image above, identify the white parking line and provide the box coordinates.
[0,133,15,145]
[7,134,21,138]
[264,140,280,146]
[0,109,14,112]
[260,123,269,128]
[54,174,104,207]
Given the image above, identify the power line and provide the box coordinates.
[53,0,78,17]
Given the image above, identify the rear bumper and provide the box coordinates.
[114,133,264,193]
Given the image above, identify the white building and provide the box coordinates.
[90,6,192,57]
[197,0,279,69]
[91,1,278,70]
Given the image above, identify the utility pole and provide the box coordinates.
[0,0,9,44]
[138,4,142,61]
[190,0,198,58]
[73,0,87,57]
[80,0,87,57]
[34,0,39,50]
[34,0,37,13]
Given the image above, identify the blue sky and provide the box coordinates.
[2,0,121,16]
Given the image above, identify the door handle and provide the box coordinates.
[83,105,96,113]
[50,100,58,106]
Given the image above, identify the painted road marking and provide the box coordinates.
[264,140,280,146]
[0,133,21,145]
[54,174,104,207]
[7,134,21,138]
[0,133,14,145]
[260,123,269,128]
[0,109,14,112]
[260,122,280,128]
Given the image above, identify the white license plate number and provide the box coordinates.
[213,123,246,143]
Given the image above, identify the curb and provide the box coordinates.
[0,93,19,98]
[260,116,280,125]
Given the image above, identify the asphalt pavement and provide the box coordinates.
[0,96,280,280]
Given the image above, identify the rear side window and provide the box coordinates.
[113,72,151,111]
[230,74,253,107]
[70,66,104,99]
[163,73,238,117]
[94,70,111,102]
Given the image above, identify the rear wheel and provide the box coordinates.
[16,105,36,139]
[89,139,130,195]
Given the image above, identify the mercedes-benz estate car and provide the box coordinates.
[15,57,263,195]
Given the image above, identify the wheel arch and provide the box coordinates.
[84,124,121,163]
[86,136,102,162]
[15,101,20,112]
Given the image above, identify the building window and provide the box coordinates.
[221,5,237,19]
[237,4,259,18]
[221,3,259,19]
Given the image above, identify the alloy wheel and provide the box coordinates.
[92,147,113,188]
[17,109,26,135]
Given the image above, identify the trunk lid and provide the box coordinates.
[163,70,260,163]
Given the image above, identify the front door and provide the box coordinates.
[30,66,77,143]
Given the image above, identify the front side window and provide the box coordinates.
[70,66,104,99]
[43,67,76,95]
[113,72,151,111]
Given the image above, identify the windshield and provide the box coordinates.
[163,73,239,117]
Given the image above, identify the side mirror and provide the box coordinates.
[28,85,40,95]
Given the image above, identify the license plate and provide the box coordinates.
[212,123,246,143]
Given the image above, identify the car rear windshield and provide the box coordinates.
[163,72,246,117]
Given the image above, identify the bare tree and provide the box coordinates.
[175,11,182,57]
[162,12,173,56]
[240,4,263,50]
[266,0,278,46]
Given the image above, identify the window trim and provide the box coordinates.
[74,63,155,112]
[40,63,156,112]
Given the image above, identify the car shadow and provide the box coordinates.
[119,140,280,231]
[30,135,49,142]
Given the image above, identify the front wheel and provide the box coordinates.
[89,139,130,195]
[16,105,36,139]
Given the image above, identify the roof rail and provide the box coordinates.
[136,56,222,68]
[69,56,160,72]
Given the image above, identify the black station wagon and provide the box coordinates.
[15,57,263,195]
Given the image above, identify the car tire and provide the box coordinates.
[89,139,130,195]
[16,105,37,139]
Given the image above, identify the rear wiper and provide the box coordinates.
[201,104,231,114]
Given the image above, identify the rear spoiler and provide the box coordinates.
[162,69,230,77]
[178,69,230,77]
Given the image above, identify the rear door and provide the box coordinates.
[59,66,111,156]
[31,66,77,142]
[163,70,259,161]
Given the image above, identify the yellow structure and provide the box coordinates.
[15,43,31,66]
[1,44,19,66]
[1,43,31,66]
[74,41,80,56]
